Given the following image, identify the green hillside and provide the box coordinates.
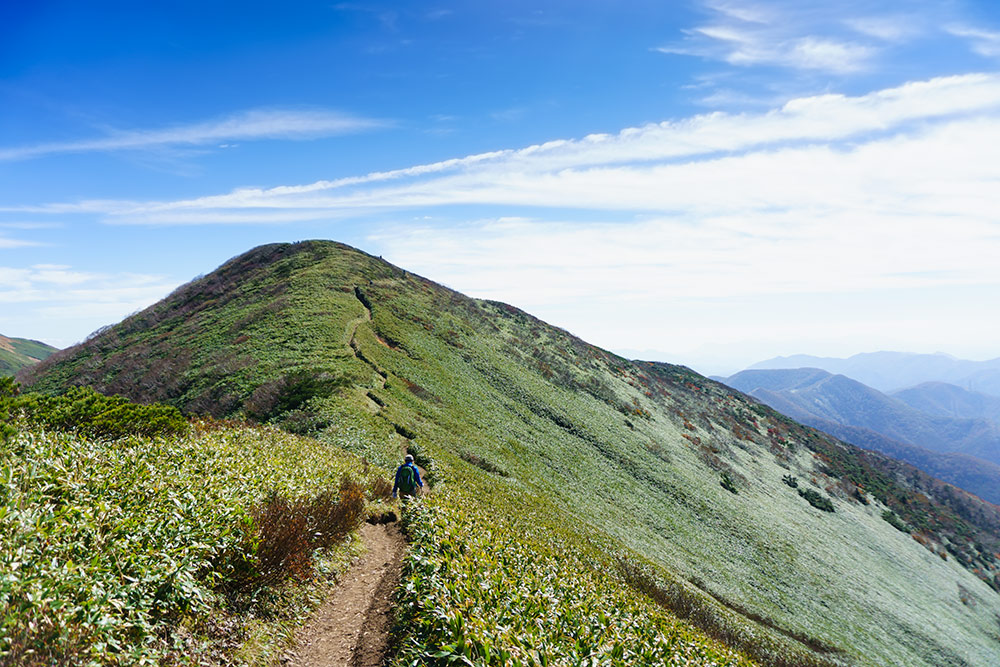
[0,334,57,376]
[25,241,1000,666]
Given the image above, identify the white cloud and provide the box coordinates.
[659,0,887,74]
[703,0,773,24]
[0,221,62,230]
[786,37,874,72]
[0,108,386,162]
[366,214,1000,374]
[0,266,177,347]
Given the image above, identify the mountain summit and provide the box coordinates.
[24,241,1000,666]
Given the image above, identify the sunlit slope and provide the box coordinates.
[26,241,1000,666]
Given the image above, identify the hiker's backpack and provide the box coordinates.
[398,464,418,496]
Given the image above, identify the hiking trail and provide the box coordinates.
[284,521,406,667]
[349,286,389,414]
[284,284,421,665]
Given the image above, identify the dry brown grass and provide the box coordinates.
[226,476,367,595]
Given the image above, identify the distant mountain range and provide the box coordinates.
[0,334,57,376]
[723,368,1000,505]
[749,351,1000,396]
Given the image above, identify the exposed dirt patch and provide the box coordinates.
[284,521,406,667]
[373,335,395,350]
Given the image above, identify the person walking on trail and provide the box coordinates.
[392,454,423,499]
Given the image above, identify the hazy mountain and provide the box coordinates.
[725,369,1000,504]
[22,241,1000,666]
[892,382,1000,423]
[727,369,1000,460]
[749,351,1000,396]
[0,334,57,376]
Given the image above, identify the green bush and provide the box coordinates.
[1,381,188,440]
[798,488,835,513]
[36,386,189,439]
[720,471,738,494]
[882,510,909,533]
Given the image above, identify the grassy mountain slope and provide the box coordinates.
[0,334,57,376]
[893,381,1000,423]
[726,369,1000,465]
[24,241,1000,666]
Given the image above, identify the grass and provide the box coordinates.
[392,485,760,667]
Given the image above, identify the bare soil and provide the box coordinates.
[284,521,406,667]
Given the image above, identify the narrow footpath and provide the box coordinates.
[284,521,406,667]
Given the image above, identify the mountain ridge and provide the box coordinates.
[23,240,1000,666]
[749,351,1000,396]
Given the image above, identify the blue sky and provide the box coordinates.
[3,0,1000,375]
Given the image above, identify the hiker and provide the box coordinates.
[392,454,423,499]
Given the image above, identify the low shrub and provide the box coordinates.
[2,382,188,439]
[460,450,510,477]
[619,559,840,667]
[368,476,394,501]
[394,501,757,667]
[882,510,909,533]
[246,370,349,422]
[798,488,835,513]
[0,421,382,664]
[226,477,367,595]
[406,441,441,488]
[720,471,738,494]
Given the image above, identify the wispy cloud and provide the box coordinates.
[0,108,386,162]
[0,237,41,249]
[12,73,1000,299]
[24,73,997,225]
[657,0,891,75]
[946,24,1000,57]
[845,16,923,42]
[0,221,63,230]
[665,26,874,73]
[9,70,1000,365]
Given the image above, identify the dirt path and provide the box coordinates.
[285,521,406,667]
